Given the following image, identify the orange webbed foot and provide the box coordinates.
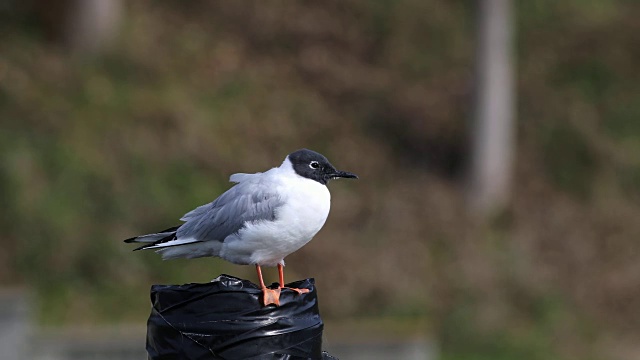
[261,287,281,306]
[283,287,310,295]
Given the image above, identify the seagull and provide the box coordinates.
[125,149,358,306]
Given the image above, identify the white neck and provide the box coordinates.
[278,156,295,174]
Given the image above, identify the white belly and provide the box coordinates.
[220,177,331,266]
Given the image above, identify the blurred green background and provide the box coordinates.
[1,1,640,359]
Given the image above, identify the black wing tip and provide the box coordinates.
[123,225,182,244]
[124,236,148,250]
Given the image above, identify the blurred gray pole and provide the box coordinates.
[36,0,123,54]
[64,0,123,54]
[0,289,30,360]
[468,0,515,215]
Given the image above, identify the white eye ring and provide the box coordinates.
[309,161,320,169]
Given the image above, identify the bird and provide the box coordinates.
[125,148,358,306]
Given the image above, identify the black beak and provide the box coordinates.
[331,170,358,180]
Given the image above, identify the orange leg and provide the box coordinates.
[256,264,281,306]
[278,263,309,295]
[278,263,285,287]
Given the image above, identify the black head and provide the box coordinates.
[287,149,358,185]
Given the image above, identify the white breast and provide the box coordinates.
[219,165,331,266]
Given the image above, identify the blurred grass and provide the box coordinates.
[1,0,640,359]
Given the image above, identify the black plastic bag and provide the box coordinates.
[146,274,338,360]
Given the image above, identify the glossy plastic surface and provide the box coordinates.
[146,274,337,359]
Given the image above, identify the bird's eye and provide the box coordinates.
[309,161,320,169]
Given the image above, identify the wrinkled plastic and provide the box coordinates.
[145,274,338,360]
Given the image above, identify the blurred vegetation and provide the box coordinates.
[1,1,640,359]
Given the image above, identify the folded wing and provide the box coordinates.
[125,173,284,251]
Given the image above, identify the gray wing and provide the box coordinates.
[176,179,284,243]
